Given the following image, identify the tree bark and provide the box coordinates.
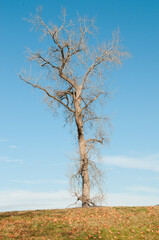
[74,92,90,207]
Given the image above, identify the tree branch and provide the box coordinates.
[33,53,60,70]
[59,71,78,89]
[82,116,109,125]
[81,92,104,112]
[86,138,103,145]
[19,75,75,113]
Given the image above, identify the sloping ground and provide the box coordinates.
[0,206,159,239]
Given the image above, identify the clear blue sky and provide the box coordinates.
[0,0,159,211]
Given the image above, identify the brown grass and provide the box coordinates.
[0,206,159,239]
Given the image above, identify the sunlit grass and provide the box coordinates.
[0,206,159,239]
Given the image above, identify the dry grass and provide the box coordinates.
[0,206,159,239]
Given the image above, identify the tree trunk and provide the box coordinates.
[74,93,90,207]
[79,129,90,207]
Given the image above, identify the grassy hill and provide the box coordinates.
[0,206,159,239]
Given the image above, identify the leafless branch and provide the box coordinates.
[81,92,104,112]
[86,138,103,145]
[19,75,75,113]
[29,51,60,70]
[83,116,109,125]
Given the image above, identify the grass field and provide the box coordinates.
[0,206,159,239]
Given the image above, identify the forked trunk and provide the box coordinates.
[74,94,90,207]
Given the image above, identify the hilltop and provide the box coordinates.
[0,206,159,239]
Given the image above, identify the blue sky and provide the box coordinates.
[0,0,159,211]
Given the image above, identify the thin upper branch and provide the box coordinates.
[80,49,111,91]
[81,92,104,113]
[33,53,60,70]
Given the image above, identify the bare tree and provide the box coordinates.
[19,8,128,207]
